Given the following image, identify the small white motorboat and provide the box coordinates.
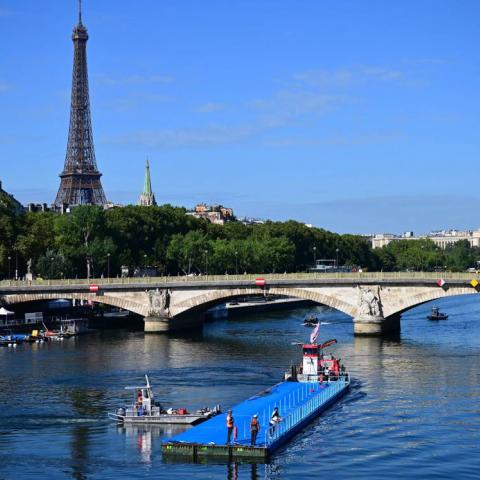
[108,375,220,425]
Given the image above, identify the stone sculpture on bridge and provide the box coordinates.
[147,288,170,317]
[358,286,383,318]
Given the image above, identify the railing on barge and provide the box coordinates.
[265,376,350,449]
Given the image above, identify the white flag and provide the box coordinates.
[310,322,320,343]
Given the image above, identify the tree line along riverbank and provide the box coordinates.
[1,200,479,279]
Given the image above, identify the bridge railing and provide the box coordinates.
[0,271,478,288]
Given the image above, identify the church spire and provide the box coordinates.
[138,159,157,206]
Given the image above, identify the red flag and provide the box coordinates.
[310,322,320,343]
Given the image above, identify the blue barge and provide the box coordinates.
[162,336,350,461]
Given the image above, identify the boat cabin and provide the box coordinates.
[125,375,156,415]
[320,355,340,378]
[302,344,320,378]
[299,343,341,381]
[60,318,89,334]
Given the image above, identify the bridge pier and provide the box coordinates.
[144,315,170,333]
[143,311,205,333]
[353,314,401,336]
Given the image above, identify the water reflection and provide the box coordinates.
[70,425,90,480]
[67,387,106,416]
[117,424,189,464]
[225,462,275,480]
[227,462,238,480]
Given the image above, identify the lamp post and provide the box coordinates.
[50,256,54,279]
[235,250,238,276]
[7,255,11,280]
[335,248,339,269]
[143,254,147,276]
[204,249,208,276]
[313,246,317,266]
[107,253,111,279]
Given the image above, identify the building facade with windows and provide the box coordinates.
[371,230,480,249]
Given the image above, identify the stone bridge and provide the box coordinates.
[1,273,479,335]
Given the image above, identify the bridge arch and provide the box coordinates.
[4,293,148,317]
[382,286,478,318]
[171,286,358,318]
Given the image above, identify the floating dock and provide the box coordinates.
[162,378,349,462]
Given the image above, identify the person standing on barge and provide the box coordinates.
[226,409,234,443]
[250,414,260,446]
[270,407,282,434]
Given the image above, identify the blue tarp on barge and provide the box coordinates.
[166,379,348,450]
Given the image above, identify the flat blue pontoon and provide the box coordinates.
[162,336,350,461]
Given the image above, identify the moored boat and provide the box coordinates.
[0,331,34,344]
[108,375,220,425]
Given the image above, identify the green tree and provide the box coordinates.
[55,206,110,278]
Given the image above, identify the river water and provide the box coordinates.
[1,295,479,480]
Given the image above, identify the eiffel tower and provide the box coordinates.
[54,0,107,209]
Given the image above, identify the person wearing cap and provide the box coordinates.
[250,414,260,446]
[226,409,234,444]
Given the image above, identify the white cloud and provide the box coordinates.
[292,70,354,86]
[94,74,174,86]
[262,130,406,148]
[361,66,403,81]
[196,102,225,113]
[253,90,345,128]
[291,65,406,87]
[101,93,172,112]
[103,123,257,148]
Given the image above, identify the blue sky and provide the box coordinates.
[1,0,480,234]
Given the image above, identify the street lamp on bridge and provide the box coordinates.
[7,255,11,280]
[204,250,208,277]
[107,253,111,279]
[235,250,238,275]
[336,248,339,268]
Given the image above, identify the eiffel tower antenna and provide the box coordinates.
[78,0,82,25]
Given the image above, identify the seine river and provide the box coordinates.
[1,295,479,479]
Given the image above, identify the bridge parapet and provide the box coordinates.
[1,271,479,289]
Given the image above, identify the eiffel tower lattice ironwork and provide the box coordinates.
[54,1,107,208]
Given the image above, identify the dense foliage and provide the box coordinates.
[0,204,479,279]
